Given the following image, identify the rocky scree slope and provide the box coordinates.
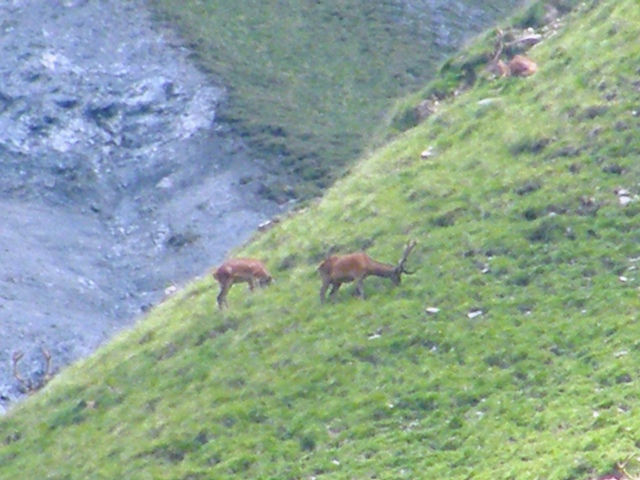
[0,0,281,412]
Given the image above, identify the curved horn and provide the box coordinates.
[397,240,417,274]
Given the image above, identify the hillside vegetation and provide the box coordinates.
[147,0,521,199]
[2,0,640,478]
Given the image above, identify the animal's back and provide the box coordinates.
[508,55,537,77]
[319,252,370,282]
[215,258,269,282]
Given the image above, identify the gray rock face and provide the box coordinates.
[0,0,282,411]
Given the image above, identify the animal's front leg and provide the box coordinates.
[329,283,341,299]
[320,280,330,303]
[217,283,231,309]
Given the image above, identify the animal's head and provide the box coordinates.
[393,240,417,285]
[390,269,402,286]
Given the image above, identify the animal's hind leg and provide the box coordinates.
[354,278,365,299]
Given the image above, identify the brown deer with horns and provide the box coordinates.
[318,240,417,303]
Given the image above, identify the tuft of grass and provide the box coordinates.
[2,0,640,478]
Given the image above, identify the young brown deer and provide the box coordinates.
[318,240,417,303]
[213,258,272,309]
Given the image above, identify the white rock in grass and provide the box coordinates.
[615,188,636,206]
[477,97,500,106]
[420,146,435,159]
[619,195,633,206]
[368,328,383,340]
[467,310,483,319]
[425,307,440,314]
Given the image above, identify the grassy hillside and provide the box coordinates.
[2,0,640,478]
[147,0,522,199]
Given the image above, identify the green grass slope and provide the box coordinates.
[147,0,522,199]
[2,1,640,478]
